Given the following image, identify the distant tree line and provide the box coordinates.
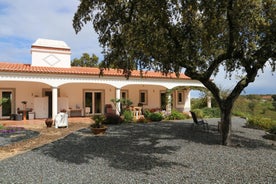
[71,53,99,67]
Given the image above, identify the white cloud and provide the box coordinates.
[0,0,103,63]
[213,64,276,95]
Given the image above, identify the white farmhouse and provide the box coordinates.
[0,38,204,120]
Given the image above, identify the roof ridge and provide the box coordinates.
[0,62,190,79]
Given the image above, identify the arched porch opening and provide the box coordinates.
[119,84,192,114]
[0,81,52,119]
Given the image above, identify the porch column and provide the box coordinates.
[184,89,191,112]
[52,87,58,119]
[115,88,121,115]
[166,91,172,114]
[207,96,212,108]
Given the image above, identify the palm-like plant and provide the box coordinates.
[91,115,105,128]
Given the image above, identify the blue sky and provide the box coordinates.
[0,0,275,97]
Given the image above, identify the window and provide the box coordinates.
[0,88,15,118]
[1,91,12,116]
[121,90,128,99]
[160,91,167,110]
[177,91,184,104]
[139,90,148,105]
[84,90,103,114]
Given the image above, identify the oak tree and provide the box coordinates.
[73,0,275,145]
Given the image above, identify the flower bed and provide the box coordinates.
[0,127,25,134]
[0,126,39,146]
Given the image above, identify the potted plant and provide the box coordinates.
[91,115,107,135]
[110,98,133,115]
[104,113,123,125]
[45,118,53,127]
[60,109,67,113]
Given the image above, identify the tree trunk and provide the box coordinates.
[220,105,233,146]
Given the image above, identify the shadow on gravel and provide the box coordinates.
[35,122,274,171]
[231,133,275,150]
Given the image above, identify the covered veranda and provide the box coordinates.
[0,64,204,120]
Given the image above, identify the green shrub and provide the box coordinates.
[148,112,163,122]
[122,110,133,123]
[248,102,256,113]
[246,116,276,130]
[268,126,276,134]
[191,98,206,109]
[104,113,123,125]
[272,102,276,110]
[192,109,204,118]
[201,107,220,118]
[143,109,151,119]
[232,111,248,119]
[92,115,105,123]
[166,110,186,120]
[0,124,4,129]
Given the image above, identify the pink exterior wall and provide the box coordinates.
[0,81,191,118]
[122,85,167,109]
[0,81,50,113]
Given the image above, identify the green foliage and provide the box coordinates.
[0,98,8,107]
[246,116,276,130]
[191,98,206,109]
[233,95,276,120]
[122,110,133,123]
[73,1,275,79]
[233,96,253,115]
[110,98,120,114]
[91,115,105,128]
[104,113,123,125]
[191,89,219,109]
[110,98,133,115]
[191,108,220,118]
[71,53,99,67]
[143,109,151,119]
[232,111,248,119]
[272,101,276,110]
[201,108,220,118]
[246,95,261,100]
[191,109,204,119]
[268,126,276,134]
[248,102,256,112]
[0,124,4,129]
[148,112,163,122]
[166,110,187,120]
[73,0,275,145]
[120,98,133,109]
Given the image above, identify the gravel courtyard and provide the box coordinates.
[0,117,275,184]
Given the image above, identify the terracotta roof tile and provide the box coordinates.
[0,62,190,80]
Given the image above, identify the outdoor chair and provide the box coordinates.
[54,112,68,128]
[190,111,209,131]
[85,107,91,116]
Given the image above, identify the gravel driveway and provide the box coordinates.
[0,117,275,184]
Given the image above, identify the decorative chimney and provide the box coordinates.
[31,38,71,68]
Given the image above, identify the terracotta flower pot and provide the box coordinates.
[45,118,53,127]
[91,126,108,135]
